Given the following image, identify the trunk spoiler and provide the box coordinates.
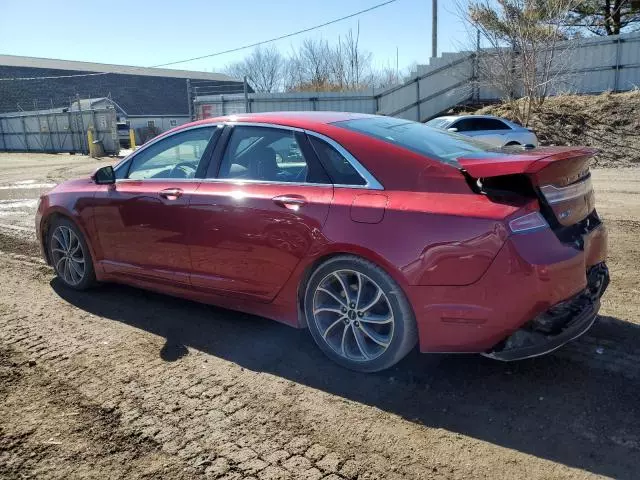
[458,147,598,178]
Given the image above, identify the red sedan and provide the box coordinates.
[36,112,609,372]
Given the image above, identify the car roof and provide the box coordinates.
[433,114,509,121]
[180,111,375,131]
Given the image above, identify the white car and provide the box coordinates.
[426,115,538,148]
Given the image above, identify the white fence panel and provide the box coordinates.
[194,31,640,124]
[0,108,119,154]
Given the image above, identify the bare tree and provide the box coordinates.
[290,38,333,90]
[225,27,389,92]
[466,0,579,126]
[224,45,284,93]
[341,23,373,89]
[565,0,640,35]
[368,62,419,89]
[368,66,400,89]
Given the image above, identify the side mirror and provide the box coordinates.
[447,127,459,133]
[92,165,115,185]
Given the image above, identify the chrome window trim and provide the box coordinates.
[114,177,335,188]
[224,121,305,133]
[222,122,383,190]
[303,130,384,190]
[114,121,384,191]
[113,123,222,176]
[116,177,202,184]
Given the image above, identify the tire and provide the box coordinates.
[504,141,521,147]
[48,217,97,290]
[304,255,418,372]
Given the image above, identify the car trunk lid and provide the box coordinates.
[458,147,597,228]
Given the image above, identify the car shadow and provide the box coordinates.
[51,279,640,479]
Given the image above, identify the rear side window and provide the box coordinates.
[450,118,475,132]
[334,117,497,167]
[474,118,511,130]
[309,136,366,186]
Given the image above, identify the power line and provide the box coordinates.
[150,0,400,67]
[0,0,400,81]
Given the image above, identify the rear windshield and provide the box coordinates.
[334,117,497,168]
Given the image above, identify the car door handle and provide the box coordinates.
[273,195,306,210]
[159,188,183,200]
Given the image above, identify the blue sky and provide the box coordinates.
[0,0,474,73]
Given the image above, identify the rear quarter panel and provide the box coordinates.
[268,186,520,328]
[320,189,515,287]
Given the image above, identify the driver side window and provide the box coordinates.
[126,127,215,180]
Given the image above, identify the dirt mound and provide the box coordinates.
[473,91,640,168]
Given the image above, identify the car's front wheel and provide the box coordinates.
[48,217,96,290]
[304,256,417,372]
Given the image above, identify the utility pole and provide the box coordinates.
[243,76,249,113]
[431,0,438,59]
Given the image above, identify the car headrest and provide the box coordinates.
[248,146,278,181]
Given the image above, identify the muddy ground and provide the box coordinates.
[0,152,639,479]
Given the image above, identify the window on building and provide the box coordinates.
[170,119,178,127]
[147,120,155,128]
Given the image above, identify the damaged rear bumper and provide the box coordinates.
[483,263,610,361]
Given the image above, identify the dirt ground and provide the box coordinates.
[0,152,639,479]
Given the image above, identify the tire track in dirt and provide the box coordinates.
[0,345,195,480]
[1,161,640,478]
[1,257,639,479]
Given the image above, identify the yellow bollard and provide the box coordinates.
[87,127,95,157]
[129,128,136,150]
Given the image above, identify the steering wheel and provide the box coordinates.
[170,162,197,179]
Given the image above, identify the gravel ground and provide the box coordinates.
[0,152,639,479]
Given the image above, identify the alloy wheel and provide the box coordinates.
[312,269,395,362]
[51,225,86,286]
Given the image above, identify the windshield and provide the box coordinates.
[334,117,500,168]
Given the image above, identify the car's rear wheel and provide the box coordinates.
[48,217,96,290]
[304,256,417,372]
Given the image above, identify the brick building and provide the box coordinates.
[0,54,245,132]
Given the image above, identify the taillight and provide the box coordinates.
[509,212,548,233]
[540,177,593,204]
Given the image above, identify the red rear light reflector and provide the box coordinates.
[509,212,548,233]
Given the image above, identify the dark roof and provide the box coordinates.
[0,63,245,116]
[0,54,236,81]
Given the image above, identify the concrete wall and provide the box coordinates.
[197,91,378,119]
